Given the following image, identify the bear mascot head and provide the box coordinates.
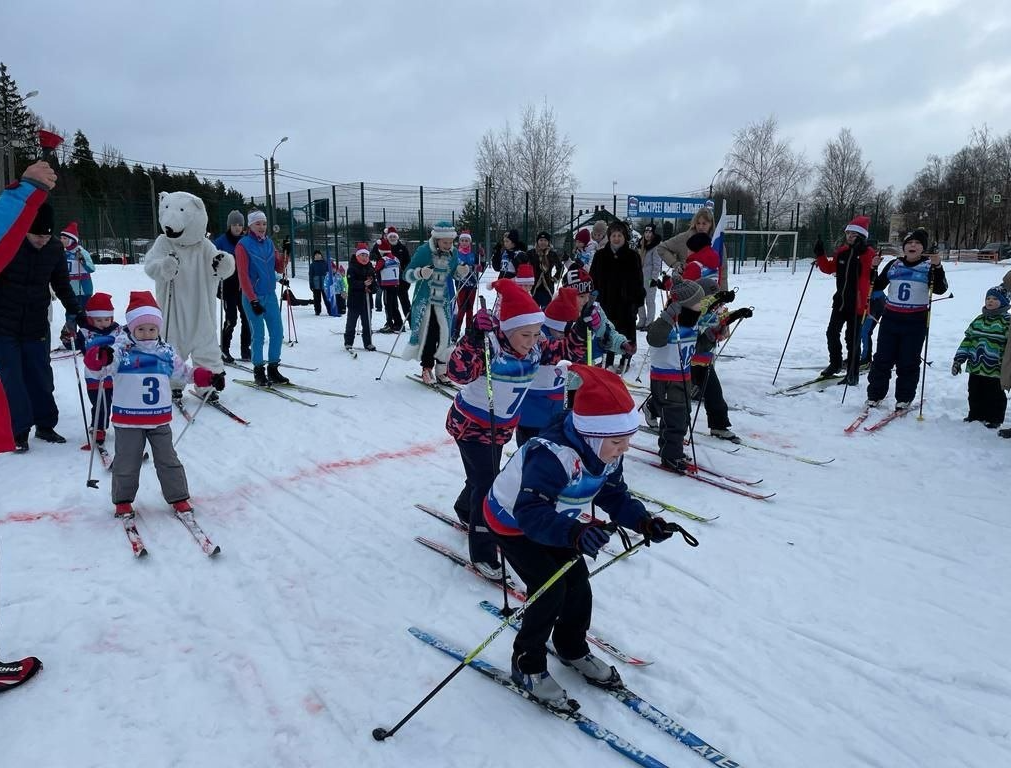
[158,191,209,247]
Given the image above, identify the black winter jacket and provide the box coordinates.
[589,243,646,322]
[0,235,79,340]
[346,259,377,305]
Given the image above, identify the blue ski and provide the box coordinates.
[479,601,743,768]
[408,627,670,768]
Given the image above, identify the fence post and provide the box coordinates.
[360,182,367,243]
[287,192,295,271]
[345,206,351,260]
[484,176,492,273]
[419,185,425,235]
[331,185,338,263]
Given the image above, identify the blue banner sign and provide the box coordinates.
[627,195,710,219]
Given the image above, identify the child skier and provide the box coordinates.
[58,221,96,348]
[76,292,120,449]
[644,277,705,473]
[561,267,636,367]
[344,243,377,352]
[865,228,948,411]
[83,291,225,517]
[453,231,479,341]
[446,279,588,578]
[376,238,404,333]
[680,268,752,441]
[484,364,678,709]
[515,287,581,446]
[308,250,328,316]
[952,285,1010,428]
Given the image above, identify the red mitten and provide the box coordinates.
[193,368,214,388]
[84,346,113,371]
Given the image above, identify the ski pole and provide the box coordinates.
[673,327,697,468]
[634,347,651,383]
[689,314,746,438]
[374,326,405,382]
[173,387,215,448]
[86,375,109,489]
[68,331,91,442]
[477,295,511,618]
[771,259,816,386]
[917,271,936,421]
[372,553,581,743]
[842,263,877,406]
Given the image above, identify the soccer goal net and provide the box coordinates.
[722,230,800,275]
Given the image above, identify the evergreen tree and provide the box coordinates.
[70,129,103,202]
[0,61,40,183]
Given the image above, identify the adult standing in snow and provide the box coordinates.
[814,215,880,386]
[214,210,251,362]
[525,230,564,310]
[588,220,644,372]
[655,207,728,290]
[234,210,289,386]
[484,364,678,708]
[403,221,468,384]
[0,172,84,451]
[637,224,663,329]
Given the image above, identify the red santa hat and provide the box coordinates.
[125,290,162,332]
[85,292,115,319]
[378,238,392,255]
[384,226,399,240]
[515,263,535,286]
[355,242,370,257]
[60,221,80,244]
[844,215,870,238]
[569,363,639,437]
[492,279,544,332]
[543,286,580,332]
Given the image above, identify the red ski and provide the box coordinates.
[864,403,919,433]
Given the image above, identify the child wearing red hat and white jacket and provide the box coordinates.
[485,363,683,709]
[445,279,589,578]
[75,292,120,448]
[84,291,225,517]
[375,238,404,333]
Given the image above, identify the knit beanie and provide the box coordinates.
[492,279,544,332]
[670,277,704,307]
[125,290,162,332]
[563,267,593,294]
[903,228,929,251]
[505,228,521,247]
[543,287,580,332]
[226,210,244,229]
[515,263,535,286]
[29,202,54,236]
[685,232,711,253]
[85,292,115,319]
[574,229,591,246]
[247,210,267,226]
[986,286,1010,310]
[536,230,551,243]
[569,363,639,437]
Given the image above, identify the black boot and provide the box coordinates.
[221,346,235,364]
[267,364,290,385]
[13,431,29,453]
[35,427,67,444]
[253,365,268,386]
[819,364,842,378]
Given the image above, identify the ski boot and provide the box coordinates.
[865,399,882,408]
[172,500,194,514]
[364,344,377,352]
[511,654,577,711]
[819,364,842,378]
[13,432,29,453]
[35,427,66,444]
[895,401,912,411]
[662,456,691,475]
[435,363,451,385]
[560,652,623,690]
[267,364,290,385]
[114,502,134,518]
[421,367,435,385]
[710,428,740,443]
[473,561,503,581]
[253,365,268,386]
[638,398,658,429]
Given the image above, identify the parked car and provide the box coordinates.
[977,242,1011,261]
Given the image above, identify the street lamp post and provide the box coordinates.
[708,167,724,199]
[1,89,39,186]
[269,136,288,234]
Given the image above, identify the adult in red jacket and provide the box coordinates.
[814,215,880,385]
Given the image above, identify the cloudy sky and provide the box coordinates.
[3,0,1008,200]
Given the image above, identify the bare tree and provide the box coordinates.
[813,128,874,213]
[475,100,576,236]
[725,115,810,227]
[99,142,125,167]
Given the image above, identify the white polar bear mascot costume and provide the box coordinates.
[143,191,235,394]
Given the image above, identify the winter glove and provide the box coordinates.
[713,289,736,304]
[726,307,754,323]
[571,520,611,558]
[84,345,113,371]
[951,361,962,376]
[160,253,180,280]
[455,264,471,279]
[638,516,676,545]
[212,252,225,272]
[813,238,825,258]
[580,301,602,331]
[193,368,214,388]
[419,265,434,280]
[649,278,661,289]
[60,325,75,348]
[250,299,265,316]
[279,277,290,287]
[620,340,636,356]
[660,300,681,325]
[473,307,497,333]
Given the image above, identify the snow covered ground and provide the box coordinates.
[3,260,1009,768]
